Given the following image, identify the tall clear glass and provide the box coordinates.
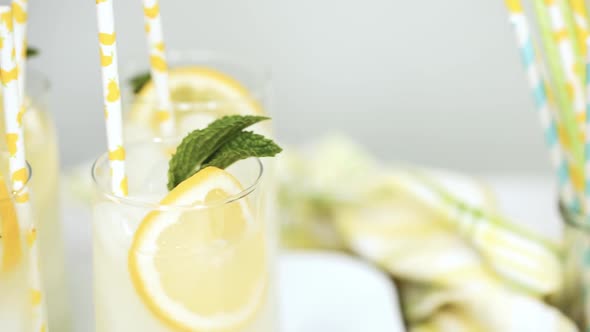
[91,138,279,332]
[0,70,69,331]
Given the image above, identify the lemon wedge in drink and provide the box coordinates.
[0,176,21,272]
[129,167,267,332]
[131,67,264,134]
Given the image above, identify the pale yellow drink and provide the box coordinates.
[91,139,278,332]
[0,71,69,331]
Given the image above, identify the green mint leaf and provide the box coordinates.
[26,46,39,58]
[168,115,271,190]
[129,71,151,94]
[201,131,282,170]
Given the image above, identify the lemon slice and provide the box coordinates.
[0,176,21,272]
[130,66,264,134]
[129,167,267,331]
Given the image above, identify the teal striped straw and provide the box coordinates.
[506,3,578,212]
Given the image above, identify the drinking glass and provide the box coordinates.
[0,70,69,331]
[91,138,279,332]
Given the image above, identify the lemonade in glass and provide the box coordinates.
[91,137,279,332]
[0,70,69,331]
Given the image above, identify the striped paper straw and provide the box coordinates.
[569,0,588,76]
[534,0,583,172]
[96,0,128,197]
[546,0,586,141]
[0,7,47,331]
[11,0,27,101]
[142,0,174,136]
[505,0,578,210]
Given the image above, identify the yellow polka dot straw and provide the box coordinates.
[142,0,174,136]
[11,0,27,100]
[95,0,128,197]
[0,6,48,332]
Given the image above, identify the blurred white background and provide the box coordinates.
[26,0,548,173]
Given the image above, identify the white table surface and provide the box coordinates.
[61,174,559,332]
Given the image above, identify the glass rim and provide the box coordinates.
[559,200,590,231]
[90,137,264,211]
[0,161,32,203]
[124,49,271,108]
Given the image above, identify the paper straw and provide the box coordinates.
[11,0,27,101]
[534,0,584,172]
[505,0,578,210]
[96,0,127,197]
[141,0,174,136]
[547,0,587,147]
[0,7,47,331]
[568,0,588,79]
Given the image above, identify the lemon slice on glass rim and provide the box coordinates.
[129,166,268,331]
[130,66,266,134]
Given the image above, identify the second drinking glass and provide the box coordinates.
[0,70,69,331]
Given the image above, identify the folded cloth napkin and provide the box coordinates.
[277,136,577,332]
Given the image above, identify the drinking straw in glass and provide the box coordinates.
[95,0,127,196]
[0,6,47,331]
[505,0,578,210]
[11,0,27,101]
[534,0,583,171]
[141,0,174,136]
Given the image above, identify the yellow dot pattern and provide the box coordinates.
[142,0,174,135]
[26,227,36,248]
[0,65,18,84]
[0,6,47,331]
[120,175,128,196]
[108,145,126,161]
[11,0,27,104]
[96,0,127,198]
[106,78,120,102]
[504,0,523,13]
[30,289,41,306]
[99,48,113,67]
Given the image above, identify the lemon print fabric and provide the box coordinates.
[128,167,268,332]
[130,66,265,136]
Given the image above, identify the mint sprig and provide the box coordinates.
[168,115,282,190]
[129,71,151,94]
[202,131,282,169]
[26,46,39,58]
